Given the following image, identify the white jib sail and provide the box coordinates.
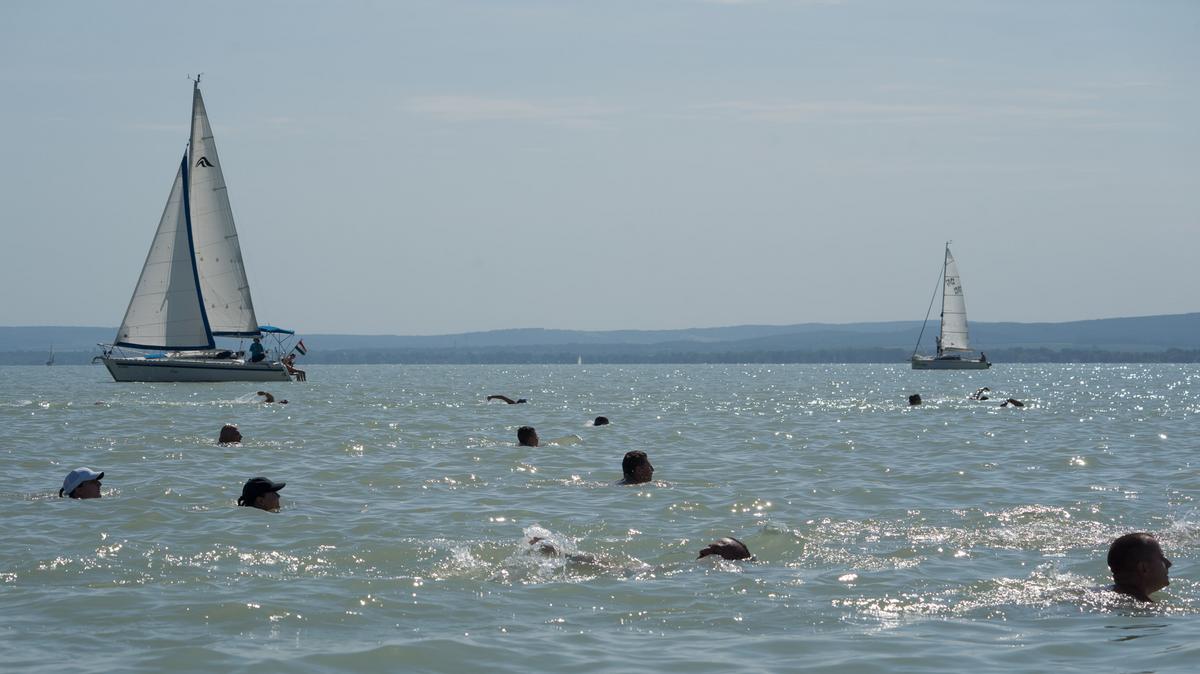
[115,156,214,350]
[188,85,259,336]
[940,247,971,352]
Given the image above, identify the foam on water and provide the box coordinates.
[2,364,1198,672]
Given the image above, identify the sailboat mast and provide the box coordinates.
[938,242,951,353]
[911,248,946,357]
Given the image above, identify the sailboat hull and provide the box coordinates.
[911,355,991,370]
[102,356,292,382]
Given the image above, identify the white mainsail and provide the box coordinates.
[188,84,259,336]
[115,156,214,350]
[939,246,971,352]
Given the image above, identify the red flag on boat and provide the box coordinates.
[293,340,307,355]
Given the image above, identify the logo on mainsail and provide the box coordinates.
[195,157,214,168]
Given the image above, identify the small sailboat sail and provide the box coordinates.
[46,345,55,366]
[939,248,971,353]
[911,243,991,370]
[99,79,298,383]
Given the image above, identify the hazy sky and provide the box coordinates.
[2,0,1197,335]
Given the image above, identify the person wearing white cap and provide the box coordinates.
[60,467,104,499]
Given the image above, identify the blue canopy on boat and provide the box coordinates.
[257,325,295,335]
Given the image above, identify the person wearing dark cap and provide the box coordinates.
[60,467,104,499]
[698,537,752,561]
[238,477,285,512]
[488,395,527,404]
[908,394,922,406]
[517,426,539,447]
[620,450,654,485]
[219,424,242,444]
[593,416,610,426]
[1001,398,1025,408]
[1108,532,1172,602]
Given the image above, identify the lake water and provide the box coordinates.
[2,364,1197,672]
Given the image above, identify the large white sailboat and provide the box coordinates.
[99,78,298,382]
[911,243,991,370]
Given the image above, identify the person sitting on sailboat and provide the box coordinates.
[248,337,266,363]
[281,353,306,381]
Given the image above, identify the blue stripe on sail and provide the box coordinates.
[213,331,264,337]
[181,153,216,350]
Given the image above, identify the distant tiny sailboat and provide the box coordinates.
[911,243,991,370]
[577,355,583,365]
[99,77,300,382]
[46,345,54,366]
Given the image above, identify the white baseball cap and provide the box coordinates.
[62,467,104,495]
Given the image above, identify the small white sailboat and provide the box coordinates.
[911,243,991,370]
[46,345,54,366]
[99,78,298,382]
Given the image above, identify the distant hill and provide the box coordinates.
[2,313,1198,364]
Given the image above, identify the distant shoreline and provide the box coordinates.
[10,347,1200,366]
[5,313,1198,364]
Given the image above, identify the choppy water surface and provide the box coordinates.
[2,364,1198,672]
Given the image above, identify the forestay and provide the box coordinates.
[115,156,214,350]
[188,85,259,337]
[940,247,971,352]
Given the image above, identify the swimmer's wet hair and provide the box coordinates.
[1108,532,1160,573]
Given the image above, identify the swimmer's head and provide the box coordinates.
[621,450,653,484]
[908,394,922,406]
[60,467,104,499]
[517,426,539,447]
[697,537,751,561]
[593,416,610,426]
[219,424,242,444]
[1108,532,1171,600]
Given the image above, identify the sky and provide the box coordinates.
[1,0,1197,335]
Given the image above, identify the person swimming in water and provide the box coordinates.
[697,537,752,561]
[1107,532,1172,602]
[488,395,527,404]
[908,394,923,406]
[237,477,285,512]
[619,450,654,485]
[256,391,288,404]
[59,467,104,499]
[517,426,539,447]
[592,416,610,426]
[218,424,242,444]
[1000,398,1025,407]
[971,387,991,400]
